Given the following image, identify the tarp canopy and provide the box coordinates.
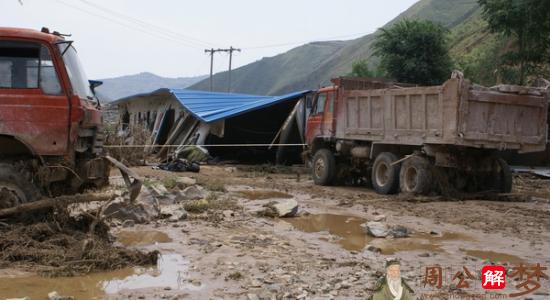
[114,88,311,123]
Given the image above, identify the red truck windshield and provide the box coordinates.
[57,42,94,100]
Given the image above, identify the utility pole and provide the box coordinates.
[227,46,241,92]
[204,48,215,91]
[204,47,241,92]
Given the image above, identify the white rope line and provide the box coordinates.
[103,143,307,148]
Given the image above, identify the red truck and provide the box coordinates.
[305,76,548,195]
[0,27,139,209]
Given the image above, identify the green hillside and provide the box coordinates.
[190,0,499,95]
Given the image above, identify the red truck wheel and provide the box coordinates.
[399,156,434,195]
[312,149,336,186]
[371,152,401,194]
[0,163,41,209]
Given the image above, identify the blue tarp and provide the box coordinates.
[169,89,310,123]
[114,88,311,124]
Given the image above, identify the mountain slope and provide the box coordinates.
[97,72,206,101]
[190,0,482,95]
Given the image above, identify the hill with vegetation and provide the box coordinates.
[190,0,503,95]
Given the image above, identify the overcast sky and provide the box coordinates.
[1,0,418,79]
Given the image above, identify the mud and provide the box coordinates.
[283,214,368,251]
[237,190,294,200]
[1,166,549,299]
[0,254,187,299]
[116,230,172,247]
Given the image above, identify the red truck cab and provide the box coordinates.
[0,27,102,158]
[0,27,109,204]
[305,85,337,144]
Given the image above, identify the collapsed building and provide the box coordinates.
[112,89,312,164]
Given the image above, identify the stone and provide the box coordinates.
[222,210,235,219]
[372,215,386,222]
[161,204,188,222]
[247,293,259,300]
[272,199,299,217]
[176,176,196,186]
[48,291,75,300]
[177,185,207,201]
[365,244,382,253]
[150,182,169,196]
[102,189,160,224]
[390,225,410,238]
[122,219,135,228]
[364,221,389,238]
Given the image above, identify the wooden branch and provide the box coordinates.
[0,193,114,218]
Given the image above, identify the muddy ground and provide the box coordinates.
[1,165,549,300]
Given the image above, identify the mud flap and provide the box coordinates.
[104,156,142,202]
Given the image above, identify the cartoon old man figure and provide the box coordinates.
[371,258,414,300]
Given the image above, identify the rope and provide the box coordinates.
[103,143,307,148]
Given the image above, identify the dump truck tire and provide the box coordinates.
[0,163,41,209]
[399,156,433,195]
[371,152,401,194]
[312,149,336,186]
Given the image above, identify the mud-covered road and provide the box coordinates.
[1,165,549,299]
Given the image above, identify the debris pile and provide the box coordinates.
[0,209,158,277]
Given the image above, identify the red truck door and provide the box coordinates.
[305,89,336,143]
[0,40,69,155]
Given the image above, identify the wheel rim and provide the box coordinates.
[404,166,418,191]
[314,157,326,179]
[375,162,390,187]
[0,183,26,209]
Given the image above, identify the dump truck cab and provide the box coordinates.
[305,85,337,147]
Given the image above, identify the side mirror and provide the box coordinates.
[89,80,103,92]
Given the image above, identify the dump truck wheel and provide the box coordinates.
[371,152,400,194]
[399,156,433,195]
[312,149,336,186]
[0,163,41,209]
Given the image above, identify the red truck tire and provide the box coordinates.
[312,149,336,186]
[371,152,401,194]
[0,163,41,208]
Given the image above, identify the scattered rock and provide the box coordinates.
[390,225,410,238]
[418,253,431,257]
[150,182,169,197]
[176,176,197,187]
[272,199,299,217]
[247,294,259,300]
[178,185,207,201]
[48,291,75,300]
[372,215,386,222]
[161,205,188,222]
[365,244,382,253]
[222,210,235,219]
[122,219,135,228]
[102,192,160,223]
[364,221,389,238]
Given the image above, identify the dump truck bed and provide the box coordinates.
[337,78,548,153]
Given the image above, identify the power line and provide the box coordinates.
[55,0,204,49]
[78,0,215,48]
[204,47,241,92]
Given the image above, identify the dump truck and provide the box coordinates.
[0,27,140,209]
[305,75,548,195]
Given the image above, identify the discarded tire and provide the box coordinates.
[371,152,400,194]
[399,156,434,195]
[312,149,336,186]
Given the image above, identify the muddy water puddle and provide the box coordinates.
[284,214,475,254]
[237,190,293,200]
[284,214,368,251]
[0,254,192,299]
[117,230,172,247]
[464,250,524,264]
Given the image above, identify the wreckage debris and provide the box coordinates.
[158,158,200,173]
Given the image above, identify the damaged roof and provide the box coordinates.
[113,89,310,123]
